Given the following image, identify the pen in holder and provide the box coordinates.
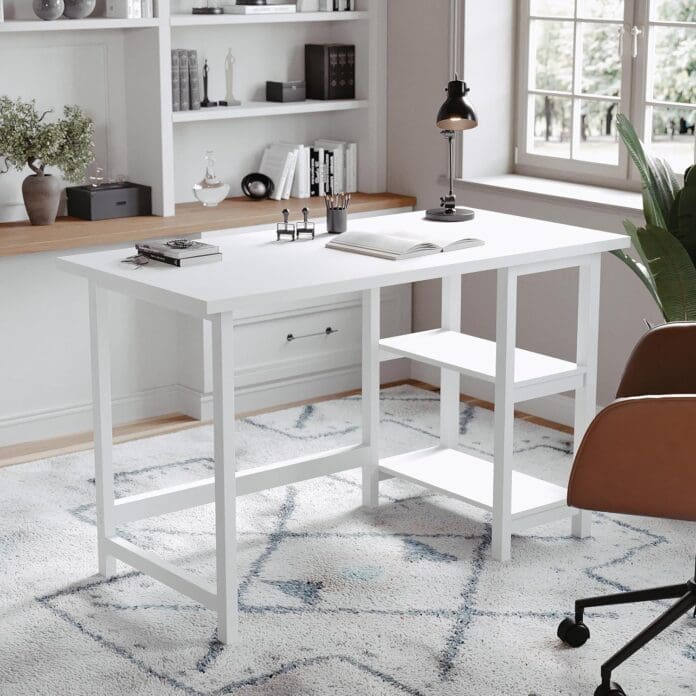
[325,193,351,234]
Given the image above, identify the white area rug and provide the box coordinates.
[0,385,694,696]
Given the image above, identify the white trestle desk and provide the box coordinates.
[58,208,629,644]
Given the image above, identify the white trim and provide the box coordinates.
[450,174,642,215]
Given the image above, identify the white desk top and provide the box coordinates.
[57,209,629,316]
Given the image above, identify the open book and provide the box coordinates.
[325,229,484,260]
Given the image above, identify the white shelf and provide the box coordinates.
[379,329,584,401]
[0,18,159,32]
[379,447,568,519]
[170,11,369,26]
[172,99,369,123]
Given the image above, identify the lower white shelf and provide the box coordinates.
[379,446,568,519]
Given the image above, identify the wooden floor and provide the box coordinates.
[0,379,571,469]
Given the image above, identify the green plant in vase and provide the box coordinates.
[0,97,94,226]
[613,113,696,322]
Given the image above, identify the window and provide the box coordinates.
[516,0,696,184]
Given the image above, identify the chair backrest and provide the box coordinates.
[617,322,696,398]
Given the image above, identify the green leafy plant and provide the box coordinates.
[613,113,696,322]
[0,97,94,182]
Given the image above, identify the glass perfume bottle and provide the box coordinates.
[193,150,230,207]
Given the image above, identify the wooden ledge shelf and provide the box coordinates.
[0,192,416,258]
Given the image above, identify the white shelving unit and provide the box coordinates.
[0,0,386,218]
[172,98,369,123]
[0,18,160,32]
[170,11,369,26]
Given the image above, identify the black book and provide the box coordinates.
[310,148,320,197]
[305,44,355,100]
[325,150,335,195]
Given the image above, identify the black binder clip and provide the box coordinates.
[296,207,315,239]
[277,208,296,241]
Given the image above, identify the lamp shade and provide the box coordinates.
[436,79,478,131]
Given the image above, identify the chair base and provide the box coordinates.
[558,558,696,695]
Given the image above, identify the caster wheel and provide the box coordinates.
[557,617,590,647]
[594,681,626,696]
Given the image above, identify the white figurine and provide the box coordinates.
[225,50,241,106]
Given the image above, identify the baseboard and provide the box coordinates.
[409,363,582,428]
[0,359,411,447]
[0,385,182,448]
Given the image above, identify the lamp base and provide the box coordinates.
[425,207,475,222]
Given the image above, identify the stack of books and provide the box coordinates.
[171,49,201,112]
[259,140,358,201]
[136,240,222,267]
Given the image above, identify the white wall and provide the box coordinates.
[386,0,660,412]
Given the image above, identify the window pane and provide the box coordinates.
[531,20,574,91]
[577,0,624,21]
[651,0,696,22]
[531,95,572,158]
[530,0,574,17]
[651,26,696,104]
[649,106,695,176]
[580,23,622,96]
[576,100,620,163]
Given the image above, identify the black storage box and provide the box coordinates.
[266,80,306,102]
[305,44,355,100]
[66,182,152,221]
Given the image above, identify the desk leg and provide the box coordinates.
[212,312,238,644]
[492,268,517,562]
[89,284,117,578]
[572,255,601,539]
[440,275,462,448]
[362,288,380,508]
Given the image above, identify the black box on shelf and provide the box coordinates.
[66,183,152,221]
[305,44,355,100]
[266,80,307,102]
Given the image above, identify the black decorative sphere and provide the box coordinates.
[241,173,275,200]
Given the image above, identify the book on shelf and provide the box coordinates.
[305,44,356,100]
[259,140,357,200]
[325,229,484,261]
[171,50,181,112]
[188,50,201,111]
[224,4,297,14]
[141,0,153,18]
[178,50,190,111]
[106,0,142,18]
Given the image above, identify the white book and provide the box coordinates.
[259,144,296,201]
[289,145,310,199]
[326,229,484,261]
[346,142,357,193]
[225,4,296,14]
[282,148,298,200]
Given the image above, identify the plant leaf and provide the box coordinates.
[611,249,663,314]
[616,114,678,229]
[636,224,696,322]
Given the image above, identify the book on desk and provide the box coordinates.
[325,229,484,260]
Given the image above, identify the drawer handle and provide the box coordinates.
[287,326,339,342]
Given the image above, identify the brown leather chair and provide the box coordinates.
[556,323,696,696]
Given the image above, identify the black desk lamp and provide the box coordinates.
[426,76,478,222]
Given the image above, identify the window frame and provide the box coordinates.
[515,0,637,186]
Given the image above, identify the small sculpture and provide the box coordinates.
[193,150,229,207]
[200,60,219,108]
[224,51,242,107]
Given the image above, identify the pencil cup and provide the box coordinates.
[327,208,347,234]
